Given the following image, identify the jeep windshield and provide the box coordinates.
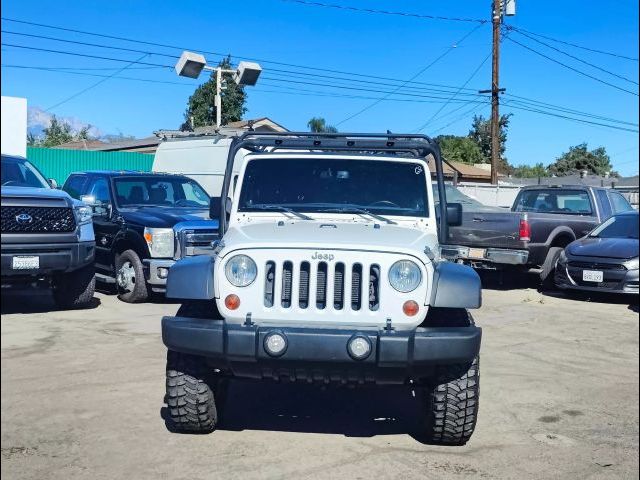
[1,155,49,188]
[238,157,429,217]
[114,176,209,208]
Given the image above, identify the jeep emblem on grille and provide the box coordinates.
[15,213,33,224]
[311,252,334,261]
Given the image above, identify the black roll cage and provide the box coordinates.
[220,132,450,243]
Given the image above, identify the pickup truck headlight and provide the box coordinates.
[625,257,639,270]
[225,255,257,287]
[143,227,175,258]
[388,260,422,293]
[74,205,93,226]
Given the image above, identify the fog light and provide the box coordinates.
[347,335,372,360]
[403,300,419,317]
[157,267,169,279]
[264,332,287,357]
[225,294,240,310]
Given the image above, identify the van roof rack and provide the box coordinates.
[218,131,449,239]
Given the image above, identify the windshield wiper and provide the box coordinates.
[250,204,313,221]
[314,204,397,225]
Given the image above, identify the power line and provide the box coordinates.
[279,0,486,24]
[431,101,489,134]
[415,52,492,132]
[504,35,639,97]
[335,22,486,126]
[45,53,149,111]
[508,25,639,62]
[507,26,638,86]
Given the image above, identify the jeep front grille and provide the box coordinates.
[264,260,381,311]
[1,206,76,233]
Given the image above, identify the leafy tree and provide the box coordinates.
[548,143,616,176]
[435,135,484,165]
[511,162,549,178]
[28,116,95,147]
[181,56,247,130]
[307,117,338,133]
[468,114,513,172]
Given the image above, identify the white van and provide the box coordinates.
[152,136,246,198]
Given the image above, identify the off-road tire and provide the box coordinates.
[165,350,218,433]
[52,264,96,309]
[115,249,148,303]
[540,247,563,290]
[421,356,480,446]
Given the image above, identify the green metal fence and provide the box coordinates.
[27,147,153,185]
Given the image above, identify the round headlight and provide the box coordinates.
[225,255,257,287]
[388,260,422,293]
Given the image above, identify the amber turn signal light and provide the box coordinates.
[225,294,240,310]
[403,300,419,316]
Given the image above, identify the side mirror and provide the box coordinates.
[48,178,59,189]
[446,202,463,227]
[81,195,110,217]
[209,197,221,220]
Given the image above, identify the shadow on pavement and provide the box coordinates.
[477,269,539,291]
[162,380,426,438]
[0,288,101,314]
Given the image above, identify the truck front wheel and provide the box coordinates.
[418,356,480,446]
[115,249,149,303]
[165,350,220,433]
[52,264,96,309]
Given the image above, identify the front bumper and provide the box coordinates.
[143,259,175,288]
[1,241,95,278]
[555,260,639,295]
[162,316,482,384]
[441,244,529,267]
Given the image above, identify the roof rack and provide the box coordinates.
[218,131,449,241]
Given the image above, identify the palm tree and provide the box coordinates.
[307,117,338,133]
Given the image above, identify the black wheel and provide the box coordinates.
[165,350,218,433]
[52,264,96,309]
[419,356,480,446]
[540,246,563,290]
[115,249,148,303]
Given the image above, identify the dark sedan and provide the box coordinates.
[555,211,639,295]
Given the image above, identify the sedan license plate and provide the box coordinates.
[12,256,40,270]
[468,248,486,259]
[582,270,603,283]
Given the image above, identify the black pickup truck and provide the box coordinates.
[62,171,219,303]
[441,184,635,285]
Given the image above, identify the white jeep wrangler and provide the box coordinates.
[162,133,482,445]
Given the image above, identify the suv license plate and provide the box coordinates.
[468,248,486,259]
[12,256,40,270]
[582,270,603,282]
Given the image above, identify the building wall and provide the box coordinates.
[27,147,153,184]
[1,96,27,157]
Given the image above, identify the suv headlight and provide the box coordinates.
[388,260,422,293]
[144,227,175,258]
[625,257,639,270]
[225,255,257,287]
[74,205,93,226]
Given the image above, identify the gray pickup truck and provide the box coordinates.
[1,154,96,308]
[441,184,635,285]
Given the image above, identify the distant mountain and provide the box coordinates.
[27,106,103,140]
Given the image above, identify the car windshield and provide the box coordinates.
[1,155,49,188]
[589,214,639,239]
[114,176,209,208]
[238,157,429,217]
[513,189,593,215]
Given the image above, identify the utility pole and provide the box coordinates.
[490,0,501,185]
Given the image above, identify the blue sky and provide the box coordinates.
[1,0,638,175]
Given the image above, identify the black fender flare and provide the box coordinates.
[166,255,215,300]
[430,261,482,309]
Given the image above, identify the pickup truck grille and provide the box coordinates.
[175,228,219,258]
[1,206,76,233]
[264,260,380,311]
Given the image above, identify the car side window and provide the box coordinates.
[63,175,87,199]
[86,177,111,204]
[609,191,633,213]
[596,190,612,219]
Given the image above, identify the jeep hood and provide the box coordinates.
[222,221,438,260]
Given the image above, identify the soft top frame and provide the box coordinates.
[219,131,449,242]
